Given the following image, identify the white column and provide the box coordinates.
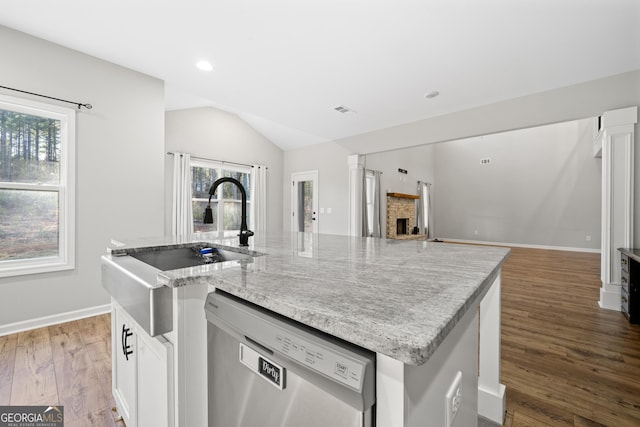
[478,273,505,424]
[598,106,637,310]
[348,155,364,237]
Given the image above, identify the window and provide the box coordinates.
[191,160,251,237]
[0,94,75,277]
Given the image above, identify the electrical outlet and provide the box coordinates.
[445,371,462,427]
[586,235,591,241]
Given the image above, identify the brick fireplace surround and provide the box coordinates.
[386,192,423,240]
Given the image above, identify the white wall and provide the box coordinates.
[364,144,436,237]
[285,70,639,245]
[283,142,353,235]
[165,107,284,234]
[0,26,165,326]
[433,118,601,249]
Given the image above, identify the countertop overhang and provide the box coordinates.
[108,232,510,365]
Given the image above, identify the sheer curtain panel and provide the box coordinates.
[362,169,382,237]
[172,153,194,237]
[251,165,267,234]
[417,181,432,238]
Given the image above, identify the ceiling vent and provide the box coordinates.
[334,105,356,114]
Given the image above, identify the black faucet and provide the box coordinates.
[204,177,254,246]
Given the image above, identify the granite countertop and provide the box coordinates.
[619,248,640,263]
[108,232,510,365]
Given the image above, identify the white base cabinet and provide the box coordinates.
[112,300,174,427]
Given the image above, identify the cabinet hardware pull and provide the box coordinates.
[122,324,133,361]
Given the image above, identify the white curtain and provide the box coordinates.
[417,181,432,238]
[251,165,267,234]
[362,169,382,237]
[171,153,194,237]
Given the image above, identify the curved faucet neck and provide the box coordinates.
[207,177,253,246]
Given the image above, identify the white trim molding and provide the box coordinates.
[440,238,601,254]
[0,304,110,337]
[347,155,364,237]
[597,106,637,311]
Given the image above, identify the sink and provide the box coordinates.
[101,243,262,336]
[129,246,254,270]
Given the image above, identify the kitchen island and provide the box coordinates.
[103,232,509,426]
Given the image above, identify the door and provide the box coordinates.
[291,171,318,233]
[112,303,137,427]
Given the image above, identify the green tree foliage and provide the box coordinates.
[0,109,61,184]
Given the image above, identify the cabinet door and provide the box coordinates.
[112,304,137,427]
[137,332,174,427]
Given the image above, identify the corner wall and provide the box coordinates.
[165,107,284,234]
[0,25,165,327]
[433,118,601,249]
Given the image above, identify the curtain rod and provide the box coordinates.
[167,152,266,169]
[0,85,92,110]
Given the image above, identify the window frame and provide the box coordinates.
[0,94,76,278]
[191,159,252,237]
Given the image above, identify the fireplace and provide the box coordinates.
[397,218,408,235]
[386,192,423,240]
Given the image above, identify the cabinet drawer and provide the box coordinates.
[621,289,629,310]
[621,274,629,294]
[621,254,630,273]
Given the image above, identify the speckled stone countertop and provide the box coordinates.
[108,232,510,365]
[620,248,640,264]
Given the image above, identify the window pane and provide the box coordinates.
[0,189,58,261]
[192,166,218,199]
[193,200,217,233]
[0,109,61,184]
[223,201,251,232]
[223,170,251,201]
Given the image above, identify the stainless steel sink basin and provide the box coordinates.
[101,243,262,336]
[129,246,253,270]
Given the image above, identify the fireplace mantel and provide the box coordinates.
[387,192,420,200]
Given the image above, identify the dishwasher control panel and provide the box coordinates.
[272,330,364,390]
[205,291,372,394]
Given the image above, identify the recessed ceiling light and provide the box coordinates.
[424,91,440,99]
[196,60,213,72]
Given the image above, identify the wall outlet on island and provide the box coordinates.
[445,371,462,427]
[586,235,591,241]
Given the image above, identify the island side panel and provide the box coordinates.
[165,284,212,427]
[478,272,505,424]
[376,295,480,427]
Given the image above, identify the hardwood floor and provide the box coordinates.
[0,313,121,426]
[501,247,640,426]
[0,247,639,426]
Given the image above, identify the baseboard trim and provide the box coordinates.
[599,285,622,311]
[478,383,506,425]
[0,304,111,337]
[440,238,601,254]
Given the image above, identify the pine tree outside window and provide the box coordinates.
[0,94,75,277]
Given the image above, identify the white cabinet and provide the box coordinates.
[112,301,174,427]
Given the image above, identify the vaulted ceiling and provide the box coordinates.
[2,0,639,150]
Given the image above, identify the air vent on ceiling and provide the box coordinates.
[334,105,356,114]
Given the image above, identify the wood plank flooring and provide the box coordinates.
[0,313,121,426]
[501,247,640,426]
[0,247,639,426]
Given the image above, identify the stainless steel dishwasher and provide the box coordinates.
[204,290,376,427]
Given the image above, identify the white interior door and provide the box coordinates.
[291,171,318,233]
